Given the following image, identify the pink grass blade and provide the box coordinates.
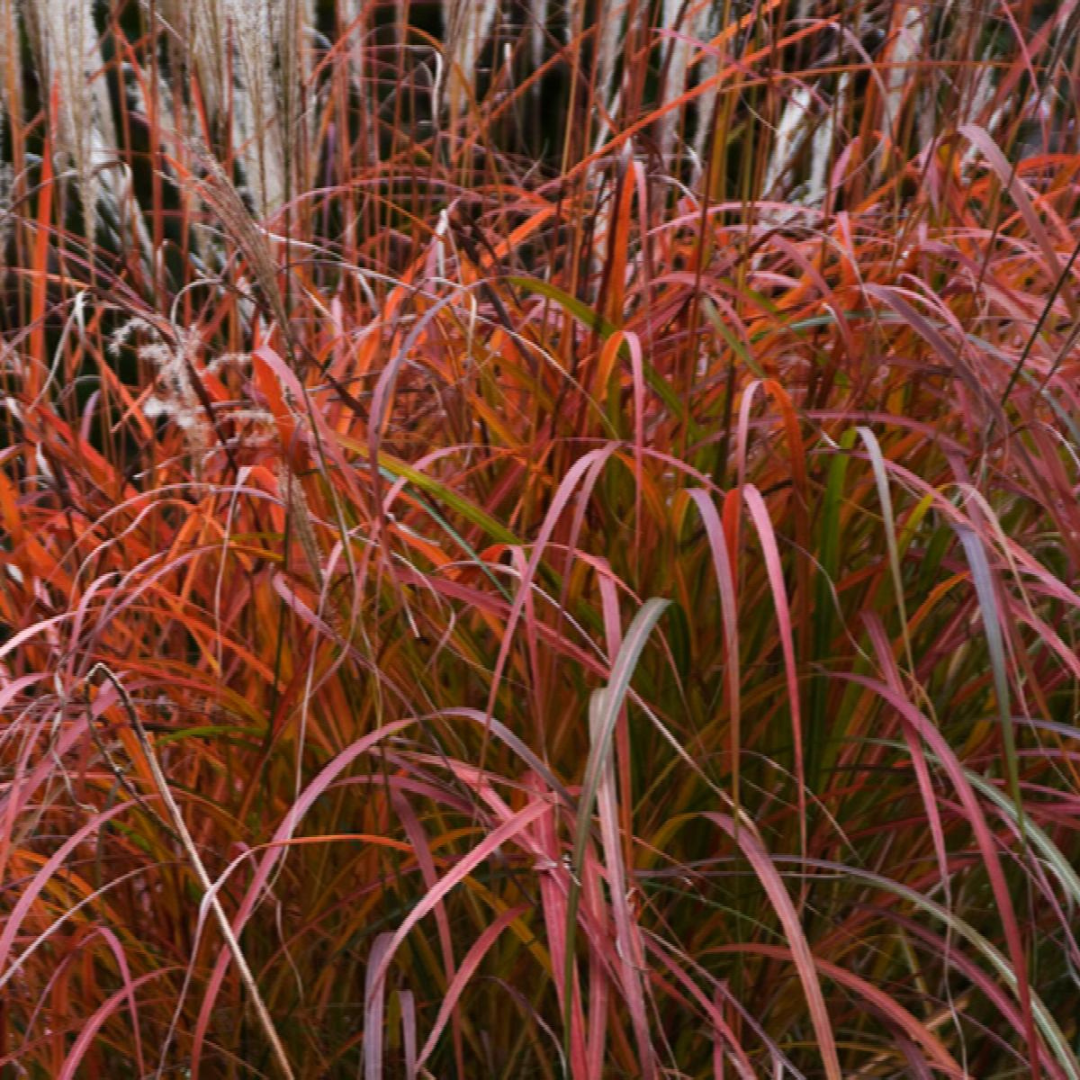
[591,687,654,1078]
[704,813,842,1080]
[742,484,807,856]
[836,673,1043,1078]
[687,490,742,820]
[363,933,394,1080]
[58,970,172,1080]
[416,905,528,1068]
[364,801,551,1011]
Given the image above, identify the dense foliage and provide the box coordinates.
[1,1,1079,1076]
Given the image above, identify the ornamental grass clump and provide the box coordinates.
[1,1,1079,1077]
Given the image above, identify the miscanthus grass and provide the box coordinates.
[1,1,1079,1077]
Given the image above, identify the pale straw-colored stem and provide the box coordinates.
[87,664,297,1080]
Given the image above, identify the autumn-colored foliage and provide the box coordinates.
[1,2,1079,1076]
